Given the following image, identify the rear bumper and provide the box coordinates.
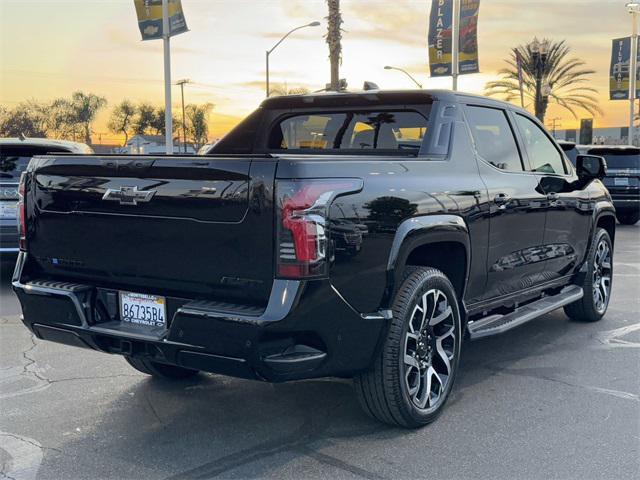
[608,188,640,213]
[12,253,389,382]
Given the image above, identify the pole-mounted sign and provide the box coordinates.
[610,37,632,100]
[428,0,454,78]
[428,0,480,90]
[458,0,480,75]
[134,0,188,41]
[133,0,189,154]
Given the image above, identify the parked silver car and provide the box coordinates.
[1,138,93,256]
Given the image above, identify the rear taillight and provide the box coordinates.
[17,173,26,251]
[276,179,362,279]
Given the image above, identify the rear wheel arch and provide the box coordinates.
[596,212,616,246]
[404,242,467,301]
[387,215,471,303]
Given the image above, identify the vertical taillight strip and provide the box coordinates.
[275,178,362,279]
[17,172,27,251]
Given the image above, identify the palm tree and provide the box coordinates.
[326,0,343,91]
[485,38,602,122]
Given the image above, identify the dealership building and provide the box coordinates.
[554,126,638,146]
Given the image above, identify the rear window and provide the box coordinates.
[0,155,31,180]
[269,110,429,153]
[0,146,71,180]
[587,148,640,169]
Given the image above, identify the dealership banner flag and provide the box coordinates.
[458,0,480,74]
[134,0,188,41]
[428,0,454,77]
[637,37,640,98]
[610,37,630,100]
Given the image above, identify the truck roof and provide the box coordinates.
[0,137,94,154]
[260,89,522,112]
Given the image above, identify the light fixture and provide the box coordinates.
[627,2,640,13]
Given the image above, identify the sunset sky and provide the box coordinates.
[0,0,635,145]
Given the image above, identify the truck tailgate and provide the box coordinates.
[26,155,276,305]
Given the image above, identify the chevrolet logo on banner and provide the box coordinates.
[134,0,188,41]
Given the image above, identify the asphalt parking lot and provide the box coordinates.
[1,226,639,480]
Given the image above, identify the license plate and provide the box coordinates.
[119,292,166,327]
[614,177,629,186]
[0,201,17,220]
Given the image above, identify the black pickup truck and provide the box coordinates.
[13,90,615,428]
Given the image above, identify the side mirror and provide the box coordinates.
[576,154,607,180]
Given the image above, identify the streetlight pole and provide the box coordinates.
[176,79,190,153]
[384,66,423,88]
[451,0,460,91]
[628,2,640,145]
[162,0,173,155]
[265,21,321,97]
[531,38,549,121]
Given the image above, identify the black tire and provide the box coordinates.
[354,267,462,428]
[617,211,640,225]
[564,228,613,322]
[125,356,200,379]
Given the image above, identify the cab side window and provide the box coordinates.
[465,106,523,172]
[514,114,567,174]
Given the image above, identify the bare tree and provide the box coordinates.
[46,98,81,140]
[108,100,137,146]
[0,101,49,137]
[326,0,343,91]
[67,92,107,144]
[150,107,180,136]
[269,84,310,96]
[185,103,214,151]
[134,103,156,135]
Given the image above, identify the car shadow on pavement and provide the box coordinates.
[40,309,598,479]
[46,373,401,479]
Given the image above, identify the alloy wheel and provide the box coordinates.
[403,288,456,411]
[592,239,612,314]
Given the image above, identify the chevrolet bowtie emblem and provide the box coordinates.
[102,186,156,206]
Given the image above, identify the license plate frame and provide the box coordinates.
[119,291,167,328]
[0,201,17,220]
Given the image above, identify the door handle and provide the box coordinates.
[494,193,511,205]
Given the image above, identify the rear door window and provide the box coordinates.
[269,110,428,153]
[465,106,524,172]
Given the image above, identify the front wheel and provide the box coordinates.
[354,267,462,428]
[564,228,613,322]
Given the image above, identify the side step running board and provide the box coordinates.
[467,285,584,340]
